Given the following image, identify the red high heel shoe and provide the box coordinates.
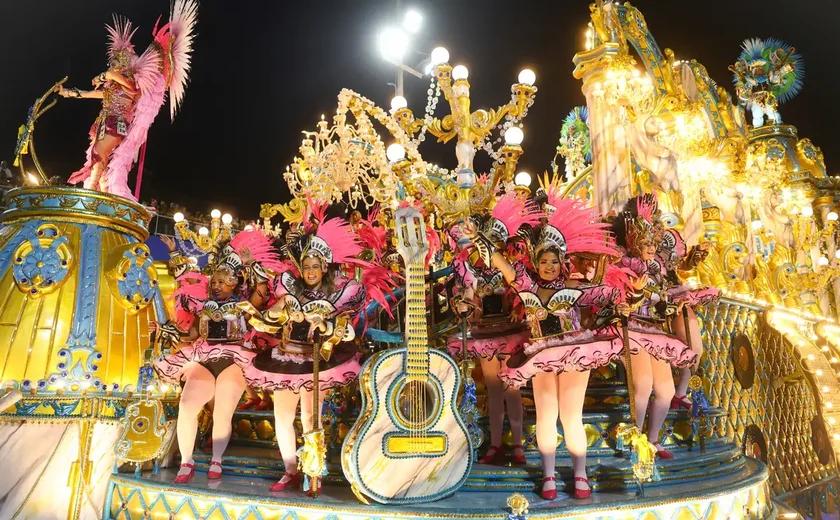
[173,462,195,484]
[655,444,674,459]
[237,397,260,411]
[670,395,691,410]
[540,476,557,500]
[573,477,592,499]
[478,445,506,465]
[207,459,223,480]
[255,396,273,411]
[510,444,526,465]
[269,472,301,492]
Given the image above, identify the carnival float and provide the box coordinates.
[1,1,839,519]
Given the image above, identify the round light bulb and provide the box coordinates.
[173,212,185,223]
[504,126,524,146]
[452,65,469,80]
[790,207,800,216]
[386,143,406,162]
[517,68,536,86]
[818,256,830,267]
[390,95,408,111]
[402,9,423,34]
[750,220,763,231]
[378,26,409,63]
[221,213,233,225]
[835,249,840,260]
[430,46,449,66]
[514,171,532,187]
[211,209,221,219]
[198,226,209,237]
[801,206,814,217]
[828,211,839,221]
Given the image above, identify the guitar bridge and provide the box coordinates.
[384,433,448,457]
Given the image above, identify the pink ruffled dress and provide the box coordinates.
[243,273,363,393]
[446,259,529,361]
[499,264,624,389]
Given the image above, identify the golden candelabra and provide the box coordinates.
[172,209,234,255]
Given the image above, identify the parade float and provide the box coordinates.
[0,1,839,519]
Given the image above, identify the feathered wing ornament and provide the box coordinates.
[153,0,199,120]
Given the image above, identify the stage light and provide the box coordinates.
[402,9,423,34]
[517,68,536,86]
[452,65,469,80]
[504,126,524,145]
[386,143,406,162]
[379,26,409,63]
[430,46,449,65]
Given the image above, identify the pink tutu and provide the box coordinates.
[447,329,529,361]
[619,319,697,367]
[154,340,255,383]
[499,331,623,389]
[243,340,361,393]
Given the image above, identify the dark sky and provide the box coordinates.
[2,1,839,219]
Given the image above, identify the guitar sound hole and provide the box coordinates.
[394,380,438,430]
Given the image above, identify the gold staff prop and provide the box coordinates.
[14,77,68,184]
[616,315,659,497]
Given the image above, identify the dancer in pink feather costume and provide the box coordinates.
[154,229,282,484]
[464,188,624,501]
[60,0,197,201]
[447,192,540,467]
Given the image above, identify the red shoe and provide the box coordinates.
[670,395,691,410]
[269,472,301,492]
[573,477,592,499]
[478,445,506,465]
[655,444,674,459]
[207,459,223,480]
[255,397,273,411]
[237,397,260,411]
[510,444,526,465]
[540,476,557,500]
[173,462,196,484]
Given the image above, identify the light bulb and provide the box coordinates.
[430,46,449,66]
[514,171,532,187]
[198,226,209,237]
[390,96,408,111]
[504,126,524,146]
[386,143,406,162]
[222,213,233,225]
[402,9,423,34]
[173,212,185,223]
[751,220,763,231]
[517,68,536,86]
[452,65,469,80]
[211,209,221,219]
[801,206,814,217]
[828,211,839,221]
[818,256,830,267]
[835,249,840,260]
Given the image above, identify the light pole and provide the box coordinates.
[377,7,425,97]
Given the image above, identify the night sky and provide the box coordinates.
[1,1,838,220]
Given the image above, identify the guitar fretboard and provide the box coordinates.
[404,259,429,382]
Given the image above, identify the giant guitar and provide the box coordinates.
[341,207,473,504]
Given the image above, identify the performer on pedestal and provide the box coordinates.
[447,192,540,466]
[60,0,197,201]
[243,215,384,493]
[154,229,282,484]
[608,194,699,460]
[464,190,624,500]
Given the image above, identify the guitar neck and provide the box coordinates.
[404,258,429,381]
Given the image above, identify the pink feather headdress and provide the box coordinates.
[625,193,665,255]
[536,187,618,260]
[211,229,284,286]
[105,16,138,68]
[486,192,543,243]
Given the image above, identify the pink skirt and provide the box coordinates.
[499,330,623,389]
[619,319,697,367]
[668,286,719,307]
[446,329,529,361]
[243,340,361,394]
[154,340,255,383]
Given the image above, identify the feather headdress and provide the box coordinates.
[535,186,618,261]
